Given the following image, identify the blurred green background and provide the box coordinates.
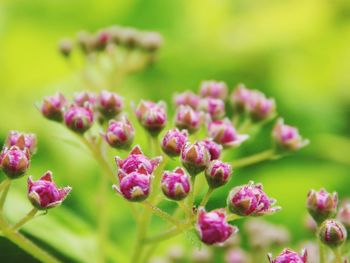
[1,0,350,262]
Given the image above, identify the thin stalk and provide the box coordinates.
[227,214,241,222]
[0,179,11,210]
[187,176,196,215]
[0,216,61,263]
[0,179,10,192]
[199,188,214,208]
[177,200,192,218]
[11,208,38,231]
[97,173,108,263]
[232,149,276,168]
[317,233,325,263]
[131,207,151,263]
[142,244,158,263]
[142,201,180,226]
[333,247,342,263]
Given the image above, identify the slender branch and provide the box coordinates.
[199,188,214,208]
[141,201,180,226]
[231,149,276,168]
[177,200,192,218]
[187,176,196,215]
[227,214,241,222]
[0,179,10,192]
[97,171,108,263]
[0,179,11,210]
[317,232,325,263]
[333,247,342,263]
[11,208,38,231]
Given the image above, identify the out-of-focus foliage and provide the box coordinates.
[0,0,350,262]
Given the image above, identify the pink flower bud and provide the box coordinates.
[318,219,347,248]
[64,104,94,133]
[41,93,67,122]
[103,117,135,149]
[114,166,151,202]
[273,118,309,152]
[174,105,202,134]
[0,146,30,179]
[200,139,222,160]
[230,83,252,113]
[198,98,225,120]
[196,208,238,245]
[73,91,97,107]
[227,181,281,216]
[338,204,350,232]
[307,188,337,224]
[225,248,249,263]
[161,167,190,201]
[208,119,248,148]
[180,142,210,176]
[200,80,228,100]
[268,248,307,263]
[174,91,200,109]
[161,128,188,157]
[135,100,167,136]
[97,90,123,119]
[205,160,232,188]
[6,131,37,154]
[247,91,276,121]
[28,171,71,210]
[115,145,162,179]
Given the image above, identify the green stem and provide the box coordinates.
[187,176,196,214]
[333,247,342,263]
[0,215,61,263]
[142,201,180,226]
[177,200,192,218]
[131,207,150,263]
[232,149,276,168]
[0,179,10,192]
[0,179,11,210]
[227,214,241,222]
[318,235,325,263]
[11,208,38,231]
[199,188,214,208]
[97,172,108,263]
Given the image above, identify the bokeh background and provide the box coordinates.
[0,0,350,262]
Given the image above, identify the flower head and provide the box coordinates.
[180,142,210,176]
[307,188,337,224]
[200,139,222,160]
[64,104,94,133]
[114,166,151,202]
[318,219,347,248]
[161,128,188,157]
[73,91,97,107]
[6,131,37,154]
[268,248,307,263]
[230,83,252,113]
[174,105,202,134]
[97,90,123,119]
[273,118,309,152]
[198,98,225,120]
[227,181,280,216]
[200,80,228,100]
[161,167,191,201]
[208,119,248,148]
[135,100,167,136]
[205,160,232,188]
[247,91,276,121]
[28,171,71,210]
[174,91,200,109]
[115,145,162,179]
[196,208,238,245]
[0,146,30,179]
[41,92,67,122]
[103,116,135,149]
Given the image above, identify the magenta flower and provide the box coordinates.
[6,131,37,154]
[200,139,222,160]
[161,167,191,201]
[41,92,67,122]
[230,83,252,113]
[208,119,248,148]
[338,204,350,232]
[205,160,232,188]
[247,91,276,121]
[73,91,97,107]
[115,145,162,179]
[97,90,123,119]
[268,248,307,263]
[174,105,202,133]
[64,104,94,133]
[227,181,280,216]
[161,128,188,157]
[273,118,309,152]
[102,116,135,149]
[135,100,167,135]
[180,142,210,176]
[0,146,30,179]
[114,166,151,202]
[200,80,228,100]
[28,171,72,210]
[307,188,337,224]
[196,208,238,245]
[174,91,200,109]
[319,219,347,248]
[198,98,225,120]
